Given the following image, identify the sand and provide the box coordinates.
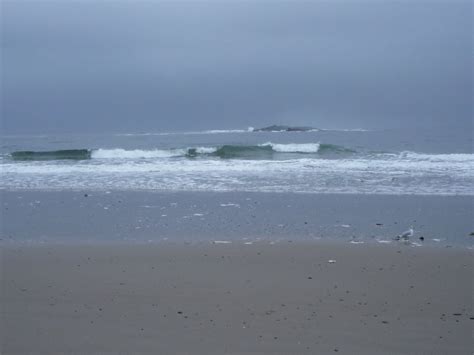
[2,191,472,247]
[1,242,472,354]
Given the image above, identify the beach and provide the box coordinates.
[2,191,473,247]
[1,130,473,354]
[2,242,472,354]
[3,1,473,353]
[1,191,473,353]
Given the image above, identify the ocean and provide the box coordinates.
[1,126,473,247]
[1,126,473,195]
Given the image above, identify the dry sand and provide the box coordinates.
[1,243,472,354]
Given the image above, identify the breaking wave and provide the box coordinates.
[92,148,186,159]
[10,143,353,161]
[259,142,320,153]
[11,146,472,164]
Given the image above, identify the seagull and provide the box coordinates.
[395,227,414,241]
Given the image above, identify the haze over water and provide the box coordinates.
[2,1,471,135]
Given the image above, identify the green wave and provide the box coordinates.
[189,144,354,159]
[11,149,92,161]
[214,145,274,159]
[9,143,355,161]
[186,145,274,158]
[317,144,355,154]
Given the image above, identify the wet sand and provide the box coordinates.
[2,190,473,247]
[1,243,472,354]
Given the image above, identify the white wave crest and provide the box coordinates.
[115,129,247,136]
[91,148,186,159]
[201,129,247,134]
[193,147,218,154]
[260,142,321,153]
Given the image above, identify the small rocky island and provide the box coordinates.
[253,125,318,132]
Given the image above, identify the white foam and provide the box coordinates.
[220,203,240,207]
[397,152,474,163]
[202,129,247,134]
[3,151,474,195]
[92,148,185,159]
[115,129,248,136]
[260,142,321,153]
[193,147,218,154]
[92,146,220,159]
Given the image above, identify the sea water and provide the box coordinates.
[1,127,472,195]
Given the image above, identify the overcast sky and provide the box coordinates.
[1,0,472,134]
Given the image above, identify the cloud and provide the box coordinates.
[2,1,472,133]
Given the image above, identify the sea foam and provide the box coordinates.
[259,142,321,153]
[92,148,186,159]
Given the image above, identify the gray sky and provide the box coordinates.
[1,0,472,134]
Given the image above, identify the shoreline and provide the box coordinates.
[3,187,474,195]
[2,242,472,354]
[1,237,470,252]
[2,190,473,247]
